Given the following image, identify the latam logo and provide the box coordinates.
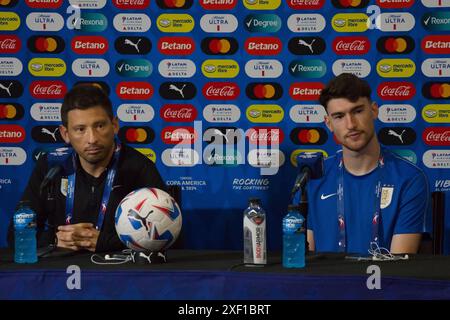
[201,37,238,55]
[27,35,64,54]
[246,127,284,146]
[31,125,64,143]
[331,14,369,32]
[333,36,370,55]
[246,82,283,100]
[0,57,22,76]
[0,147,26,165]
[376,0,414,8]
[378,104,416,123]
[161,148,200,167]
[377,36,415,54]
[157,14,194,33]
[246,104,284,123]
[287,14,326,33]
[378,127,416,145]
[158,59,196,78]
[377,58,416,78]
[0,12,20,31]
[117,104,154,122]
[245,60,283,78]
[289,104,326,123]
[159,82,196,100]
[71,36,108,55]
[75,81,110,95]
[26,12,64,32]
[0,35,20,54]
[377,82,416,100]
[113,0,150,9]
[422,104,450,123]
[116,82,153,100]
[30,103,61,122]
[202,59,239,78]
[72,59,109,77]
[248,149,285,169]
[29,58,66,77]
[422,82,450,99]
[376,13,415,32]
[203,104,240,123]
[287,0,324,9]
[26,0,63,8]
[116,59,152,78]
[423,127,450,146]
[421,58,450,77]
[204,127,242,145]
[1,0,18,7]
[290,127,327,145]
[160,104,197,122]
[115,36,151,55]
[290,59,326,78]
[113,14,151,33]
[200,14,237,33]
[203,82,239,100]
[289,36,326,55]
[30,80,66,99]
[244,14,281,33]
[119,126,155,144]
[0,80,23,98]
[332,59,371,78]
[161,126,197,144]
[422,12,450,31]
[243,0,281,10]
[332,0,369,8]
[0,103,24,120]
[423,150,450,168]
[0,124,25,143]
[422,0,450,7]
[156,0,193,9]
[422,35,450,54]
[200,0,237,10]
[245,37,282,56]
[289,82,323,100]
[159,37,194,55]
[69,0,107,9]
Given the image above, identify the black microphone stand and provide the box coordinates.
[299,186,309,253]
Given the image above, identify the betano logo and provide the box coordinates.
[113,14,151,33]
[422,12,450,31]
[246,104,284,123]
[161,126,197,144]
[377,36,415,54]
[422,104,450,123]
[0,147,26,165]
[289,82,323,100]
[290,59,326,78]
[376,0,414,8]
[28,35,64,54]
[0,124,25,143]
[421,58,450,77]
[116,81,153,100]
[422,35,450,54]
[71,36,108,55]
[378,104,416,123]
[200,14,237,33]
[289,104,326,123]
[201,59,239,78]
[245,60,283,78]
[290,149,327,167]
[0,103,23,120]
[0,12,20,31]
[157,14,194,33]
[377,58,416,77]
[200,0,237,10]
[422,82,450,99]
[244,14,281,33]
[243,0,280,10]
[287,14,326,33]
[159,37,195,55]
[331,13,369,32]
[72,58,109,77]
[245,37,282,55]
[26,12,64,32]
[117,104,154,122]
[332,59,371,78]
[376,12,415,32]
[28,58,66,77]
[116,59,152,78]
[135,148,156,163]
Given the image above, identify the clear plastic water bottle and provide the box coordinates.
[14,202,37,264]
[243,198,267,265]
[282,204,305,268]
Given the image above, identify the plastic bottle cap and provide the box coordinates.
[248,197,261,204]
[287,204,300,211]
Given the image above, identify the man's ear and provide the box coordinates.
[371,101,379,120]
[112,116,119,134]
[324,115,333,133]
[59,125,70,144]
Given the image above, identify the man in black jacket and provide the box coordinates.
[8,84,165,252]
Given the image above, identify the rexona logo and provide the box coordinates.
[26,12,64,31]
[0,80,22,98]
[30,102,61,122]
[246,104,284,123]
[289,104,326,123]
[288,14,326,33]
[0,35,20,54]
[290,127,327,145]
[332,0,369,8]
[160,104,197,122]
[156,0,193,9]
[423,127,450,146]
[244,14,281,33]
[30,80,66,99]
[422,35,450,54]
[290,59,327,78]
[201,59,239,78]
[245,60,283,78]
[248,149,285,168]
[28,58,66,77]
[423,150,450,168]
[71,36,108,55]
[0,12,20,31]
[377,36,415,54]
[422,82,450,99]
[116,81,153,100]
[377,58,416,78]
[245,37,282,55]
[1,0,18,7]
[0,57,22,76]
[246,82,282,100]
[72,59,109,77]
[289,36,326,55]
[158,59,196,78]
[162,126,197,144]
[243,0,280,9]
[422,104,450,123]
[247,127,284,146]
[200,14,237,33]
[0,124,25,143]
[204,147,242,167]
[203,104,240,123]
[422,12,450,31]
[378,104,416,123]
[289,82,323,100]
[26,0,63,8]
[115,36,151,55]
[159,82,196,100]
[69,0,107,9]
[201,37,237,55]
[119,126,155,144]
[74,13,108,32]
[113,14,151,33]
[331,13,369,32]
[333,36,370,55]
[0,103,24,120]
[0,147,26,165]
[421,58,450,77]
[117,104,154,122]
[116,59,152,78]
[391,149,417,164]
[376,0,414,8]
[161,147,199,167]
[157,14,194,33]
[203,82,239,100]
[27,35,64,54]
[288,0,324,9]
[204,127,242,145]
[377,82,415,100]
[200,0,236,9]
[378,127,416,145]
[159,37,194,55]
[75,81,110,95]
[422,0,450,7]
[31,125,64,143]
[375,13,415,32]
[113,0,150,9]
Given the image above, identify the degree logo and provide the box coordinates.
[116,59,152,78]
[246,82,282,100]
[27,35,65,54]
[422,82,450,99]
[377,36,415,54]
[244,14,281,33]
[201,37,238,55]
[0,103,23,120]
[119,126,155,144]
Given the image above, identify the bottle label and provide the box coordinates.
[244,214,267,264]
[14,211,36,231]
[283,217,304,234]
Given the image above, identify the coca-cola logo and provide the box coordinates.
[0,35,20,54]
[160,104,197,122]
[377,82,415,100]
[26,0,63,8]
[246,127,284,145]
[288,0,324,9]
[202,82,239,100]
[161,126,197,144]
[245,37,283,56]
[71,36,108,55]
[158,37,195,56]
[200,0,237,10]
[423,127,450,146]
[113,0,150,9]
[289,82,324,100]
[116,82,153,100]
[333,36,370,55]
[29,81,66,99]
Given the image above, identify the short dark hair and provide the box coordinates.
[61,84,113,127]
[319,73,372,111]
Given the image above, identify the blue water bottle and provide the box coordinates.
[14,202,37,264]
[282,205,305,268]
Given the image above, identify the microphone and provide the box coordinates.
[290,152,324,199]
[39,165,62,197]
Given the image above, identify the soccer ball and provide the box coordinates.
[115,187,182,252]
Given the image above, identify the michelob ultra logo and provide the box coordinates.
[117,104,154,122]
[201,37,238,55]
[332,13,369,32]
[0,57,22,76]
[332,0,369,8]
[332,59,371,78]
[0,147,26,165]
[422,82,450,99]
[378,104,416,123]
[200,14,237,33]
[289,59,326,78]
[376,13,415,32]
[245,60,283,78]
[377,36,415,54]
[161,147,200,167]
[26,12,64,32]
[245,37,282,55]
[0,103,24,120]
[28,58,66,77]
[243,0,280,10]
[200,0,237,10]
[422,104,450,123]
[0,12,20,31]
[422,12,450,31]
[156,0,193,9]
[157,14,194,33]
[72,59,109,77]
[76,13,107,32]
[201,59,239,78]
[113,14,151,33]
[28,35,65,54]
[244,14,281,33]
[116,59,152,78]
[289,104,326,123]
[421,0,450,7]
[422,35,450,54]
[246,104,284,123]
[290,149,327,167]
[377,59,416,78]
[69,0,107,9]
[135,148,156,163]
[421,58,450,77]
[287,14,326,33]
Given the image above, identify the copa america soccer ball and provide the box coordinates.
[115,188,182,252]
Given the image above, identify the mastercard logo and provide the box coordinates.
[27,35,65,54]
[0,0,19,7]
[119,127,155,144]
[201,37,238,55]
[422,82,450,99]
[290,127,327,145]
[332,0,369,8]
[377,36,415,54]
[0,103,23,120]
[246,82,283,100]
[156,0,193,9]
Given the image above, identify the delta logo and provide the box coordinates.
[423,127,450,146]
[72,58,109,77]
[0,147,26,166]
[71,36,108,55]
[243,0,280,10]
[333,36,370,55]
[157,14,194,33]
[27,35,64,54]
[116,81,153,100]
[113,0,150,9]
[162,126,197,144]
[30,102,61,122]
[421,58,450,77]
[376,0,414,8]
[69,0,107,9]
[244,14,282,33]
[0,58,22,76]
[0,35,20,54]
[160,104,197,122]
[28,58,66,77]
[113,14,151,33]
[203,82,239,100]
[115,36,151,55]
[287,14,326,33]
[0,103,23,120]
[331,13,369,33]
[422,12,450,31]
[203,104,240,123]
[422,104,450,123]
[288,36,325,55]
[246,82,283,100]
[156,0,193,9]
[201,37,238,55]
[246,127,284,146]
[26,12,64,32]
[200,14,237,33]
[117,104,154,122]
[158,37,195,55]
[200,0,237,10]
[423,150,450,169]
[378,104,416,123]
[422,35,450,54]
[26,0,63,8]
[0,12,20,31]
[376,13,415,32]
[289,82,323,101]
[332,0,369,8]
[290,127,327,145]
[377,59,416,78]
[422,0,450,7]
[30,80,66,99]
[377,82,415,100]
[245,37,282,56]
[422,82,450,100]
[201,59,239,78]
[287,0,324,9]
[377,36,415,54]
[119,126,155,144]
[1,0,18,7]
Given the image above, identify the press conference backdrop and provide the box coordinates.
[0,0,449,253]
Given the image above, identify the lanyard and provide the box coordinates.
[336,152,384,252]
[65,141,121,230]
